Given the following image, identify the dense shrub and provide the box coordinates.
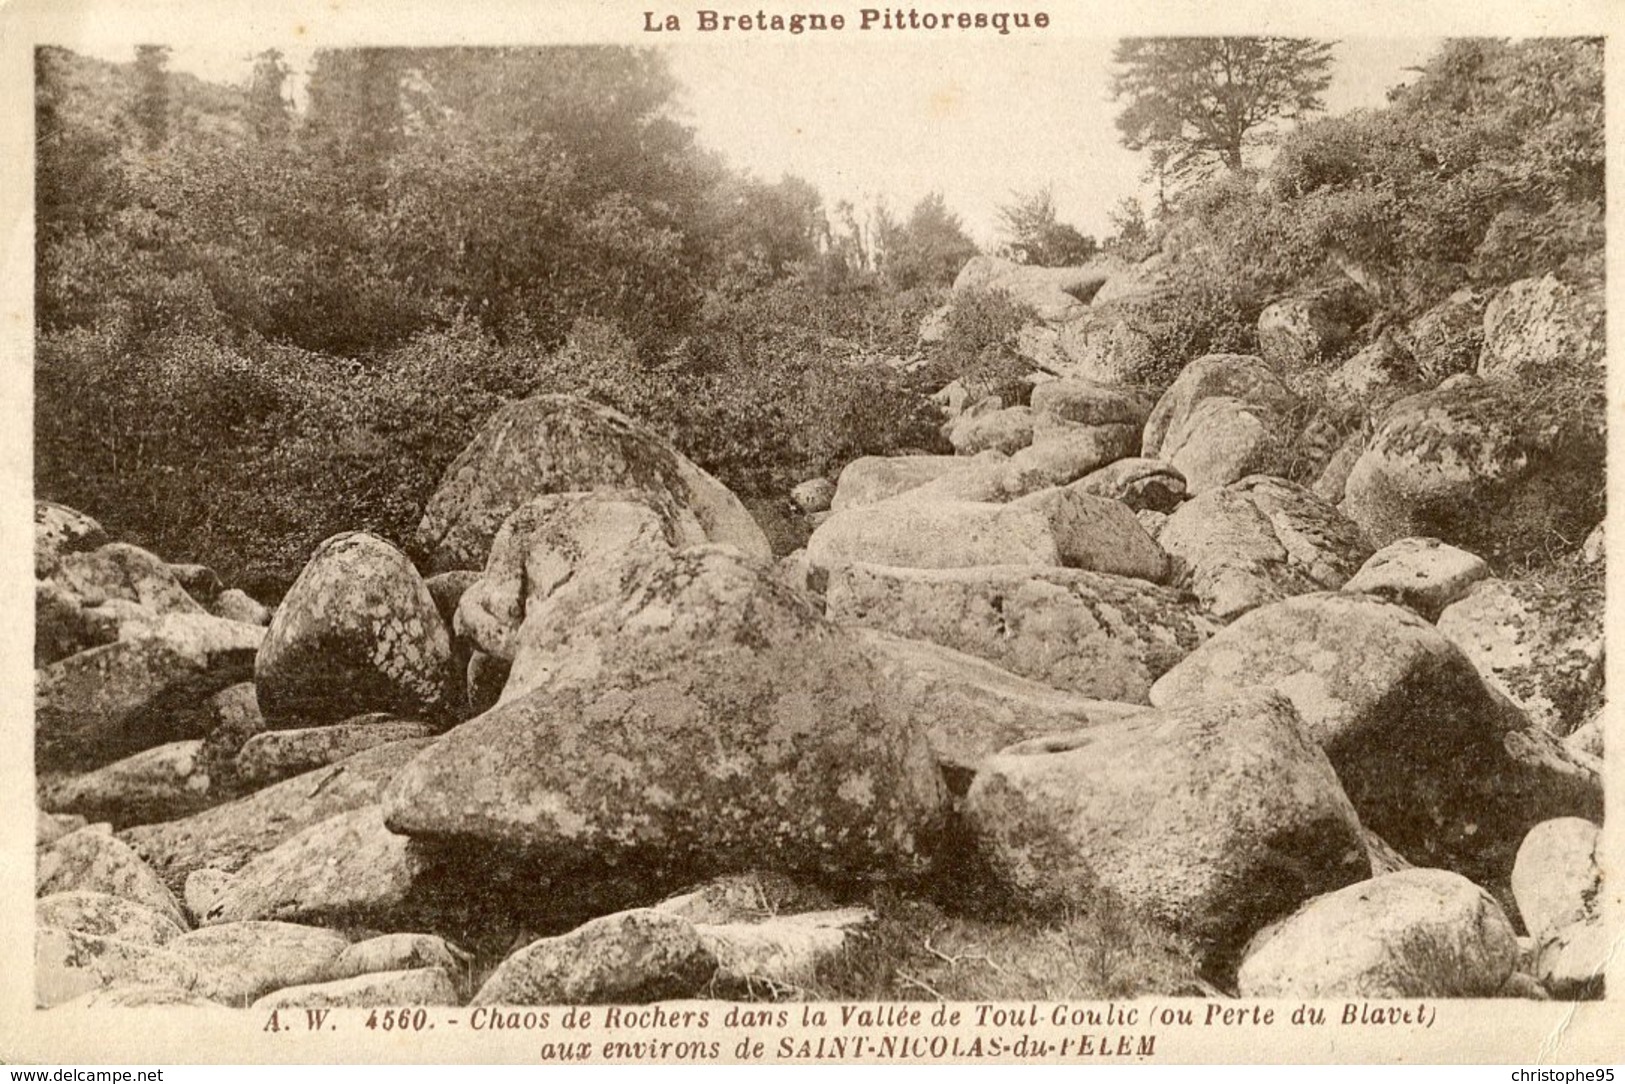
[922,288,1039,402]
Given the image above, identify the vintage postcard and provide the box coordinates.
[1,0,1620,1066]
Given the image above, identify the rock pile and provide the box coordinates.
[34,265,1606,1009]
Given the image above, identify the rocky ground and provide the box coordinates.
[34,259,1606,1009]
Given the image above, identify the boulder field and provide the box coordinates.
[33,265,1606,1008]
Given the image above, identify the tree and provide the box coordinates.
[878,191,978,289]
[1111,37,1335,182]
[996,186,1097,266]
[130,44,171,150]
[246,48,292,143]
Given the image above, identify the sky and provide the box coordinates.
[78,37,1439,244]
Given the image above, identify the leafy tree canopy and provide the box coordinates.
[1111,37,1335,182]
[996,185,1097,266]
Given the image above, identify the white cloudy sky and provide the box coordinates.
[75,37,1438,243]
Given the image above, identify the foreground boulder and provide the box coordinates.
[168,921,350,1005]
[329,933,468,981]
[36,927,198,1009]
[1340,380,1603,565]
[1512,819,1606,995]
[414,394,768,572]
[36,500,107,578]
[252,968,459,1010]
[1436,579,1603,738]
[41,740,214,829]
[826,563,1213,702]
[1512,818,1600,939]
[1342,536,1490,621]
[1142,353,1295,461]
[121,738,433,893]
[37,890,187,947]
[1158,476,1372,620]
[1236,869,1519,997]
[471,909,716,1006]
[1151,592,1600,879]
[194,806,428,928]
[967,689,1370,964]
[454,492,687,662]
[234,718,436,789]
[38,826,188,932]
[856,629,1145,788]
[255,532,453,729]
[37,613,262,769]
[49,542,204,618]
[829,456,976,512]
[387,546,948,882]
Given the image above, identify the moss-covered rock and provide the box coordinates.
[967,688,1370,967]
[386,546,949,882]
[414,394,768,573]
[825,563,1214,702]
[255,532,453,729]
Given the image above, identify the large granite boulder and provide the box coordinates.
[830,455,978,512]
[471,909,716,1007]
[1236,869,1519,997]
[38,826,188,932]
[808,487,1167,583]
[252,968,459,1010]
[1157,475,1372,621]
[37,614,262,770]
[35,500,107,578]
[1151,592,1601,880]
[168,921,350,1005]
[36,928,198,1009]
[1436,579,1603,738]
[1342,536,1490,622]
[1340,381,1603,565]
[1256,294,1354,370]
[193,806,431,928]
[414,394,768,573]
[234,719,436,789]
[254,532,453,729]
[41,740,214,829]
[385,546,949,882]
[1479,275,1604,388]
[966,688,1370,964]
[1511,818,1600,939]
[455,492,691,662]
[825,563,1214,702]
[1157,396,1285,495]
[855,629,1145,788]
[1142,354,1295,461]
[37,890,187,948]
[121,739,433,893]
[48,542,204,617]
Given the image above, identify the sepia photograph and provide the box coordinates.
[4,0,1619,1066]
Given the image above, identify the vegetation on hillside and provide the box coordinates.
[34,38,1605,593]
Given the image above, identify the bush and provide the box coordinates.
[923,288,1038,402]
